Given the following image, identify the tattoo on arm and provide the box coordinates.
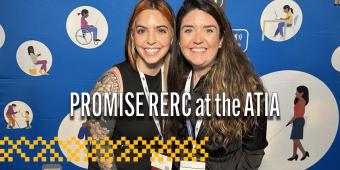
[87,68,122,170]
[92,70,121,94]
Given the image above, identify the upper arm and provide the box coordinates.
[88,67,123,139]
[287,13,292,20]
[91,67,123,95]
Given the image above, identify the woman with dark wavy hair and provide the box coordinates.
[166,0,268,169]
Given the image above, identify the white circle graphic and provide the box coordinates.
[331,46,340,72]
[260,70,338,170]
[16,40,53,76]
[0,25,5,48]
[58,108,88,169]
[66,6,108,49]
[3,101,33,129]
[260,0,303,42]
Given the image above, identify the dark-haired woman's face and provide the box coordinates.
[284,8,289,13]
[295,91,303,98]
[179,9,222,71]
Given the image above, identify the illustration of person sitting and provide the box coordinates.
[78,9,101,42]
[273,5,294,39]
[286,86,310,161]
[6,103,18,129]
[22,111,31,129]
[28,46,49,75]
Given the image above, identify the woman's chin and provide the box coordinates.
[143,57,164,66]
[191,62,209,69]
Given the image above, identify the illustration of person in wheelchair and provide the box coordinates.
[76,9,101,45]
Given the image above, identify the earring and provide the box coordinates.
[218,42,222,48]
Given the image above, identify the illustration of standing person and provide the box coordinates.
[286,86,310,161]
[28,46,49,75]
[22,111,31,129]
[6,103,18,129]
[78,9,101,42]
[273,5,293,38]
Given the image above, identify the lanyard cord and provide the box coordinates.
[137,65,165,140]
[184,70,203,140]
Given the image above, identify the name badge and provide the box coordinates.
[180,161,205,170]
[151,152,173,170]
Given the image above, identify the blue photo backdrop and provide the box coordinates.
[0,0,339,169]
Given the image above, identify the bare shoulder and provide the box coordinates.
[299,98,306,106]
[92,66,123,93]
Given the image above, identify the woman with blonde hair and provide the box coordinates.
[87,0,175,169]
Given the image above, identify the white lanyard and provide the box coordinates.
[184,70,203,140]
[138,65,164,140]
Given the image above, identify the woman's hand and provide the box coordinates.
[286,118,294,126]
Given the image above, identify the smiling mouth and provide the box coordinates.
[190,47,207,52]
[144,48,160,56]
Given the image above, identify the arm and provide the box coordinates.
[237,115,268,170]
[287,100,305,126]
[280,13,291,20]
[33,53,41,57]
[87,67,123,170]
[280,16,290,20]
[287,117,295,126]
[13,110,19,114]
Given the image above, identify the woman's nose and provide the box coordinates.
[147,32,157,46]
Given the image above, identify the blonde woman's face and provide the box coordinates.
[180,9,222,70]
[132,9,172,66]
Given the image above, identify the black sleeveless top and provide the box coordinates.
[113,61,162,170]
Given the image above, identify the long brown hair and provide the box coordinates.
[167,0,266,146]
[125,0,175,71]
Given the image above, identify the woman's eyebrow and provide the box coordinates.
[181,25,217,29]
[181,25,194,29]
[203,25,218,29]
[156,25,169,29]
[135,25,169,29]
[135,25,147,29]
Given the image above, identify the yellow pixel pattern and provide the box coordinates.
[0,136,208,163]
